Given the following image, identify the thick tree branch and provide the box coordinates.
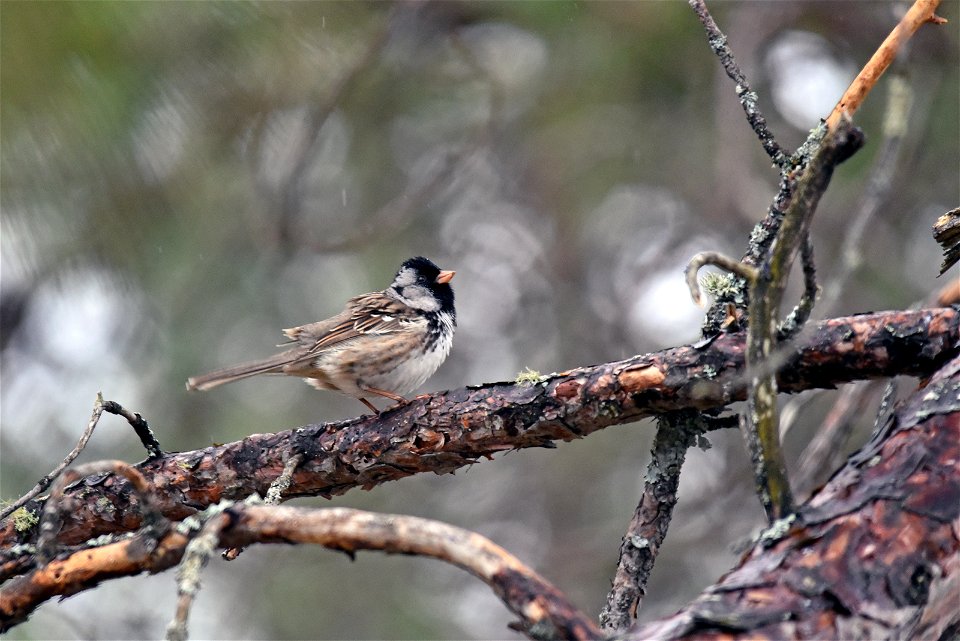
[1,309,956,562]
[629,355,960,641]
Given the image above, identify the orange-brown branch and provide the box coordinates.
[2,506,601,640]
[826,0,945,129]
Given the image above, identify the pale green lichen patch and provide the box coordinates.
[96,496,116,514]
[515,367,544,385]
[12,507,39,532]
[758,513,797,545]
[629,535,651,549]
[700,272,740,299]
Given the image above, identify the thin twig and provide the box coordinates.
[265,453,304,505]
[825,0,945,130]
[223,452,304,560]
[687,0,789,166]
[0,393,106,521]
[166,512,231,641]
[101,400,164,459]
[777,234,820,338]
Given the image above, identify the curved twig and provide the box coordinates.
[5,504,602,640]
[777,234,820,338]
[101,400,164,459]
[685,251,758,307]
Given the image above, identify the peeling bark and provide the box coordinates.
[629,356,960,641]
[1,309,956,562]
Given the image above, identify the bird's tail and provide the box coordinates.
[185,351,302,391]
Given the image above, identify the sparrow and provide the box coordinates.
[186,256,456,414]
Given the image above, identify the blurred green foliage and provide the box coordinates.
[1,2,956,639]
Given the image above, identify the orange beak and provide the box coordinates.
[436,270,455,284]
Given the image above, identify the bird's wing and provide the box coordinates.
[282,293,416,355]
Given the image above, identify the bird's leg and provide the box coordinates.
[362,386,409,405]
[359,398,381,415]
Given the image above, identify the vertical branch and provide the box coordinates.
[745,118,864,521]
[687,0,789,166]
[166,512,231,641]
[600,412,722,633]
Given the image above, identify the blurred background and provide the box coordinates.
[1,1,956,639]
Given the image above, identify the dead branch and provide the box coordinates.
[687,0,788,166]
[745,117,864,522]
[600,412,731,633]
[0,395,107,522]
[0,396,163,523]
[1,308,955,562]
[825,0,945,130]
[629,355,960,641]
[101,400,164,459]
[2,504,601,640]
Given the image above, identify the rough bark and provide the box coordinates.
[3,316,957,639]
[629,355,960,641]
[1,308,956,566]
